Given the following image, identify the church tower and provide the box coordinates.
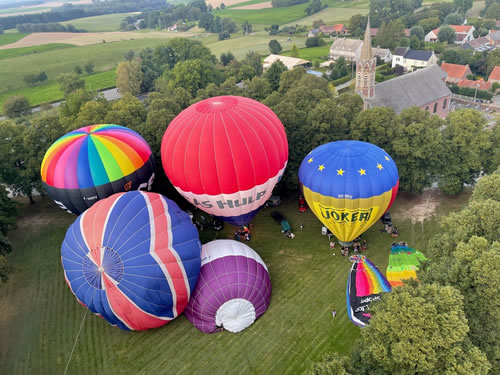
[356,17,376,101]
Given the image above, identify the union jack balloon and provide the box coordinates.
[161,96,288,226]
[61,191,201,331]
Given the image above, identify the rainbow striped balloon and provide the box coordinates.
[41,124,155,215]
[346,255,391,327]
[386,245,427,287]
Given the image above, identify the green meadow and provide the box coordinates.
[0,43,74,61]
[0,189,471,374]
[61,12,140,32]
[0,33,29,46]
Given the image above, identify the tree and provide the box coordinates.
[438,110,491,195]
[454,0,473,15]
[376,20,405,50]
[104,94,147,131]
[264,60,287,91]
[438,25,457,43]
[418,16,441,33]
[311,353,352,375]
[349,14,367,37]
[484,3,500,19]
[218,31,230,40]
[409,35,421,49]
[290,44,300,58]
[349,283,491,375]
[220,52,235,66]
[410,25,425,40]
[74,65,83,75]
[306,98,349,145]
[116,59,143,95]
[23,74,38,85]
[56,73,85,96]
[332,93,363,126]
[279,66,307,94]
[350,107,401,156]
[306,36,324,48]
[487,49,500,75]
[443,13,464,25]
[75,100,110,127]
[242,20,252,35]
[36,72,47,82]
[237,64,257,81]
[313,19,325,29]
[243,77,272,101]
[0,186,16,283]
[3,96,31,118]
[392,107,444,193]
[84,62,94,74]
[329,57,349,80]
[242,51,263,76]
[305,0,323,16]
[124,49,135,61]
[269,39,282,54]
[167,58,216,96]
[59,89,96,130]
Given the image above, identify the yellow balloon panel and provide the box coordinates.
[303,186,393,242]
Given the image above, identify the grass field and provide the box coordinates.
[466,0,485,17]
[0,43,73,61]
[0,188,471,374]
[0,6,50,14]
[0,70,116,112]
[215,2,310,25]
[281,44,331,62]
[0,33,28,47]
[61,12,140,32]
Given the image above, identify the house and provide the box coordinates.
[457,78,491,91]
[167,23,177,32]
[332,24,348,35]
[462,36,494,52]
[440,62,472,83]
[307,28,321,38]
[329,37,363,62]
[486,31,500,47]
[488,66,500,84]
[357,20,451,118]
[425,25,475,44]
[372,47,392,63]
[319,25,336,35]
[392,47,437,71]
[262,54,311,71]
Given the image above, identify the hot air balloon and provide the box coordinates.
[298,140,398,245]
[184,240,271,333]
[41,124,155,215]
[347,255,391,328]
[61,191,201,331]
[161,96,288,227]
[386,244,427,287]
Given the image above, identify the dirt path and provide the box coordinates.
[396,188,441,223]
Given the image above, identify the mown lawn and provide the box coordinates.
[281,44,332,62]
[0,33,28,47]
[215,3,310,25]
[0,43,74,61]
[0,70,116,113]
[61,12,140,32]
[0,187,471,374]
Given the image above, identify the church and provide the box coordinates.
[355,19,452,118]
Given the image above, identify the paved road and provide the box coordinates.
[0,88,149,121]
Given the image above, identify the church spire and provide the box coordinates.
[360,17,372,61]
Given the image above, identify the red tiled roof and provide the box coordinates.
[370,28,378,36]
[489,66,500,82]
[432,25,473,36]
[333,24,345,32]
[441,62,470,79]
[457,79,491,90]
[404,28,411,37]
[320,25,335,33]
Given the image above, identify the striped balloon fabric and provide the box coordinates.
[386,245,427,287]
[347,255,391,328]
[41,124,155,215]
[161,96,288,226]
[61,191,201,331]
[184,240,272,333]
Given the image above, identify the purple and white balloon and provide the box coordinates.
[184,240,272,333]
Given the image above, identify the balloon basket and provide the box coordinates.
[339,240,353,247]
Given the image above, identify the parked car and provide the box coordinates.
[265,195,281,208]
[298,195,307,212]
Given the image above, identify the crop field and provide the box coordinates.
[0,43,73,61]
[0,188,471,374]
[0,33,28,47]
[287,7,369,26]
[0,70,116,112]
[61,12,141,32]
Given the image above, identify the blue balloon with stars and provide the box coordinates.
[298,140,399,244]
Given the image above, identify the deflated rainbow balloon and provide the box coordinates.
[386,245,427,287]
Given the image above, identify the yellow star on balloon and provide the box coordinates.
[358,168,366,176]
[318,164,325,171]
[384,156,390,161]
[337,168,345,176]
[376,163,383,170]
[308,158,313,163]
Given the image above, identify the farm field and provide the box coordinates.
[0,70,116,112]
[61,12,141,32]
[0,43,73,61]
[0,188,471,374]
[215,2,310,25]
[0,6,51,15]
[0,33,28,47]
[286,7,369,27]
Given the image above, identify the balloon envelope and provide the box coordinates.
[299,140,399,243]
[41,124,155,215]
[184,240,271,333]
[386,245,427,287]
[161,96,288,226]
[347,255,391,328]
[61,191,201,331]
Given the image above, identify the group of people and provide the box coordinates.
[234,226,251,241]
[332,237,367,257]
